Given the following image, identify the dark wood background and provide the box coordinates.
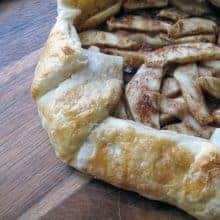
[0,1,195,219]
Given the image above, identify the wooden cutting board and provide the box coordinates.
[0,1,195,219]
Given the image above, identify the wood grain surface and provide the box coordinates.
[0,1,195,219]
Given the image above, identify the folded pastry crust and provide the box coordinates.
[32,1,220,219]
[37,49,123,162]
[73,117,220,220]
[31,7,88,99]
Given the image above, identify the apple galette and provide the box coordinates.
[32,1,220,219]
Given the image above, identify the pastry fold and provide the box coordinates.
[37,49,123,162]
[31,7,87,99]
[73,117,220,220]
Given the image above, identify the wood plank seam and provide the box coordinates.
[18,173,91,220]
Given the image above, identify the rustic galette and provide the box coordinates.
[32,0,220,219]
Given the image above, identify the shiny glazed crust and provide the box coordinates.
[31,1,220,219]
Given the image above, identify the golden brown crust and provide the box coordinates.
[75,118,220,220]
[31,11,88,100]
[37,50,123,162]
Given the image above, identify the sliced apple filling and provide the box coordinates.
[78,1,220,139]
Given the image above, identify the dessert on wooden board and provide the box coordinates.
[31,1,220,219]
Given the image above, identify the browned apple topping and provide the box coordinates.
[160,33,216,44]
[157,7,190,21]
[79,1,220,138]
[145,43,220,67]
[198,66,214,77]
[174,64,213,125]
[160,96,187,119]
[213,109,220,124]
[124,0,168,11]
[197,76,220,99]
[161,77,180,98]
[101,48,146,69]
[107,16,172,33]
[202,60,220,76]
[168,18,217,38]
[169,0,210,15]
[80,30,141,49]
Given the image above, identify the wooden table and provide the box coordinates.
[0,1,195,219]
